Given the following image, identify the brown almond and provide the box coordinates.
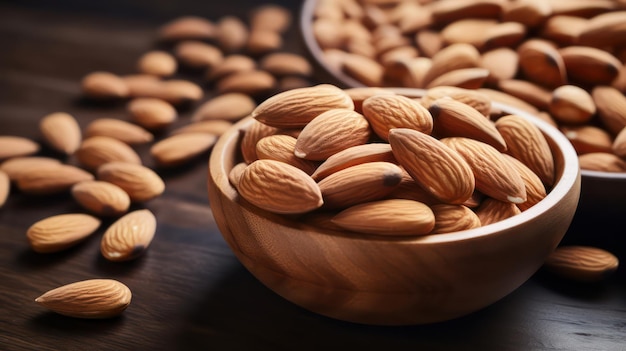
[517,39,567,89]
[543,246,619,282]
[294,109,372,161]
[84,118,154,145]
[191,93,256,122]
[35,279,131,319]
[592,86,626,135]
[206,54,256,81]
[561,125,613,154]
[71,180,131,217]
[0,170,9,208]
[559,46,622,86]
[249,4,292,33]
[127,80,203,105]
[503,154,547,212]
[578,152,626,172]
[384,168,443,205]
[415,30,444,58]
[15,164,94,195]
[128,97,178,130]
[228,162,247,189]
[170,120,233,136]
[420,86,493,117]
[442,137,526,204]
[137,51,177,77]
[174,41,223,69]
[612,127,626,158]
[547,0,617,17]
[440,19,498,48]
[474,197,522,226]
[332,199,435,236]
[428,67,491,90]
[240,119,280,164]
[578,11,626,48]
[150,133,217,167]
[81,71,129,99]
[341,53,384,87]
[259,52,312,77]
[550,85,596,125]
[97,162,165,202]
[495,114,556,186]
[429,97,507,152]
[101,209,157,261]
[477,88,540,115]
[158,16,216,42]
[423,43,481,87]
[501,0,551,28]
[27,213,101,253]
[388,128,475,204]
[362,94,433,141]
[216,70,276,96]
[430,0,504,25]
[255,135,318,175]
[216,16,249,53]
[75,136,142,171]
[431,203,481,234]
[497,79,552,111]
[39,112,82,155]
[0,136,40,161]
[483,21,527,49]
[311,143,395,181]
[540,15,588,46]
[343,87,396,113]
[246,29,283,55]
[0,156,61,181]
[317,161,403,210]
[237,159,323,214]
[480,47,519,84]
[252,84,354,128]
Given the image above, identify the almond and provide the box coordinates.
[496,79,552,111]
[39,112,82,155]
[158,16,216,42]
[170,120,233,136]
[35,279,132,319]
[578,152,626,172]
[237,159,323,214]
[592,86,626,135]
[483,21,527,49]
[150,133,217,167]
[343,87,396,113]
[255,135,318,175]
[317,161,403,210]
[503,154,547,211]
[75,136,142,171]
[137,50,177,77]
[480,47,519,84]
[228,162,248,189]
[128,97,178,130]
[331,199,435,236]
[384,168,442,205]
[0,170,9,208]
[431,203,481,234]
[27,213,101,253]
[249,4,292,33]
[474,197,522,226]
[539,15,588,46]
[549,85,596,125]
[174,41,223,69]
[216,16,249,53]
[516,39,567,89]
[259,52,312,77]
[431,0,504,25]
[441,137,526,204]
[362,94,433,141]
[559,46,622,86]
[0,156,61,181]
[420,85,493,117]
[15,163,94,195]
[0,136,40,161]
[425,67,490,89]
[501,0,551,28]
[440,19,498,48]
[191,93,256,122]
[341,53,384,86]
[71,180,131,217]
[101,209,157,261]
[578,11,626,48]
[206,54,256,81]
[612,127,626,158]
[84,118,154,145]
[543,246,619,282]
[81,71,130,99]
[495,114,555,187]
[252,84,354,128]
[423,43,481,87]
[311,143,395,181]
[97,162,165,202]
[429,97,507,152]
[294,109,371,161]
[216,70,276,96]
[561,125,614,154]
[388,128,475,205]
[129,79,203,105]
[415,30,444,58]
[401,57,433,89]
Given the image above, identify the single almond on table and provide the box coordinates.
[237,159,323,214]
[128,97,178,130]
[251,84,354,128]
[361,94,433,141]
[97,162,165,202]
[431,203,481,234]
[216,70,276,96]
[150,133,217,167]
[84,118,154,145]
[170,120,233,136]
[158,16,216,42]
[206,54,256,81]
[317,161,403,210]
[0,170,9,208]
[255,134,318,175]
[543,245,619,282]
[311,143,395,181]
[0,156,61,181]
[215,15,249,53]
[15,163,94,195]
[0,136,40,161]
[388,128,475,205]
[71,180,131,217]
[27,213,101,253]
[101,209,157,262]
[81,71,130,99]
[35,279,132,318]
[294,108,372,161]
[75,136,142,170]
[39,112,82,155]
[174,41,223,69]
[441,137,527,204]
[191,93,256,122]
[137,50,178,77]
[331,199,435,236]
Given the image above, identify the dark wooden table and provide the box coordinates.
[1,1,625,350]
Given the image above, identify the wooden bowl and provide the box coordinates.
[207,89,581,326]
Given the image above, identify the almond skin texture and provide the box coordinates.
[251,84,355,128]
[431,204,481,234]
[317,161,403,210]
[76,136,142,170]
[441,137,527,204]
[311,143,395,181]
[39,112,82,155]
[362,94,433,141]
[544,246,619,282]
[388,128,475,205]
[331,199,435,236]
[101,209,157,262]
[0,136,40,161]
[71,180,131,217]
[294,108,372,161]
[237,159,323,214]
[97,162,165,202]
[35,279,132,319]
[150,133,217,167]
[15,163,94,195]
[27,213,101,253]
[475,197,522,226]
[84,118,154,145]
[495,114,555,187]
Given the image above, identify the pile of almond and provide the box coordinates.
[0,3,312,319]
[310,0,626,173]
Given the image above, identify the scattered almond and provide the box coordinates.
[27,213,101,253]
[101,209,157,261]
[71,180,131,217]
[39,112,82,155]
[0,136,40,161]
[150,133,217,167]
[97,162,165,202]
[544,245,619,282]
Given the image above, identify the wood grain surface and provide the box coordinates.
[0,1,625,350]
